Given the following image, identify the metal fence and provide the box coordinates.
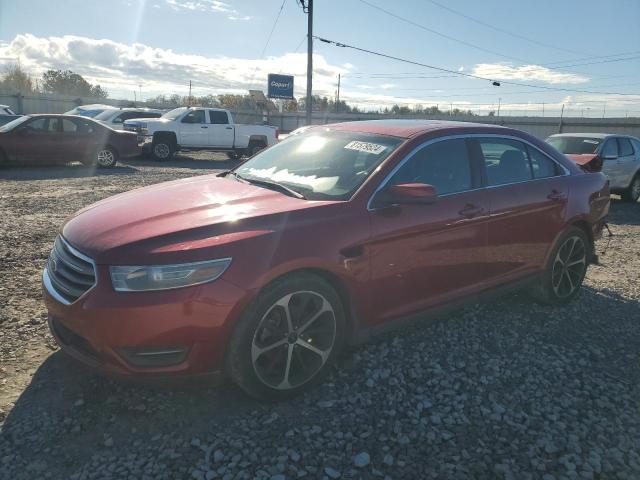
[2,92,640,139]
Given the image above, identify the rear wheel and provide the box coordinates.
[621,175,640,203]
[247,141,265,157]
[96,147,118,168]
[531,226,590,305]
[226,273,346,400]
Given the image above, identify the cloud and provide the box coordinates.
[164,0,251,20]
[0,34,347,99]
[472,63,589,85]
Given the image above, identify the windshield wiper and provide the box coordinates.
[221,171,306,199]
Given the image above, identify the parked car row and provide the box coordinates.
[42,119,611,399]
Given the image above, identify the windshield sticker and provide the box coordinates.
[344,141,387,155]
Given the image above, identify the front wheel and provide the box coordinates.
[96,147,118,168]
[151,140,174,161]
[226,273,346,400]
[531,226,590,305]
[621,175,640,203]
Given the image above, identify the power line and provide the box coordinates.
[315,35,640,96]
[357,0,640,76]
[425,0,590,57]
[249,0,287,87]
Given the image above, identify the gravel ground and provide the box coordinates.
[1,155,639,479]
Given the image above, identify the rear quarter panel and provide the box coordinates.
[565,171,610,241]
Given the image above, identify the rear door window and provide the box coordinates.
[388,138,472,195]
[209,110,229,124]
[477,139,532,186]
[618,138,634,156]
[527,145,560,179]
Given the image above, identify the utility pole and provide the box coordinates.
[188,80,192,106]
[139,84,143,103]
[497,97,501,118]
[304,0,314,126]
[602,102,606,118]
[558,103,565,133]
[542,102,545,117]
[335,73,341,113]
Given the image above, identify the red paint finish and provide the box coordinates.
[43,120,609,379]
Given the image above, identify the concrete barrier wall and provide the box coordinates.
[2,92,639,140]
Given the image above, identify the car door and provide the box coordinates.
[9,117,62,163]
[600,138,624,189]
[367,137,490,325]
[616,137,638,189]
[472,136,569,280]
[178,109,208,147]
[208,110,234,148]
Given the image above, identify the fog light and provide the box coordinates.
[119,346,188,368]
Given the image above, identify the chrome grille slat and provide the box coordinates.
[45,236,96,304]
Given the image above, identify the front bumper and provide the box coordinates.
[138,135,153,149]
[43,265,250,379]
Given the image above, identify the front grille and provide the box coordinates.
[46,236,96,304]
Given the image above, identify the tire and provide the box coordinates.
[621,175,640,203]
[151,138,174,161]
[247,141,265,157]
[226,273,346,400]
[530,226,590,305]
[95,146,118,168]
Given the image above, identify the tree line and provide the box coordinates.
[0,64,484,115]
[0,64,108,98]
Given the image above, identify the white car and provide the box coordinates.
[93,108,163,128]
[547,133,640,203]
[0,104,16,115]
[124,107,279,161]
[64,104,114,118]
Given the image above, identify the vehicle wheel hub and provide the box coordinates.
[251,291,336,390]
[154,143,169,158]
[551,235,586,298]
[97,149,114,166]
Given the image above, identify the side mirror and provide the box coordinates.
[16,127,29,136]
[602,153,617,160]
[373,183,438,207]
[113,118,123,124]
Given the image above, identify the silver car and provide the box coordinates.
[546,133,640,203]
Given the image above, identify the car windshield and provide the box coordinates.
[162,107,188,120]
[547,136,603,154]
[94,110,119,120]
[0,116,29,132]
[234,130,403,200]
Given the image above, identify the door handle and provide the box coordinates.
[547,190,566,201]
[458,204,484,219]
[225,126,233,130]
[201,126,208,129]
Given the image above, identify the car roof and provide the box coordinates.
[317,119,512,138]
[548,133,616,139]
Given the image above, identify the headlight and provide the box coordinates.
[110,258,231,292]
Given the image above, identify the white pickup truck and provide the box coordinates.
[123,107,278,160]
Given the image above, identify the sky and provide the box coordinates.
[1,0,639,116]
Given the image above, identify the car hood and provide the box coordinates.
[124,117,170,126]
[62,175,333,264]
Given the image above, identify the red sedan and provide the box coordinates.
[42,120,610,399]
[0,114,139,167]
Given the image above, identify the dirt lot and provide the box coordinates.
[1,156,639,479]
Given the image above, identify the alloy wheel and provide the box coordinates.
[251,291,336,390]
[631,177,640,201]
[96,149,115,167]
[551,235,587,298]
[154,143,170,159]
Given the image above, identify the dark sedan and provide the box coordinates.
[0,114,139,168]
